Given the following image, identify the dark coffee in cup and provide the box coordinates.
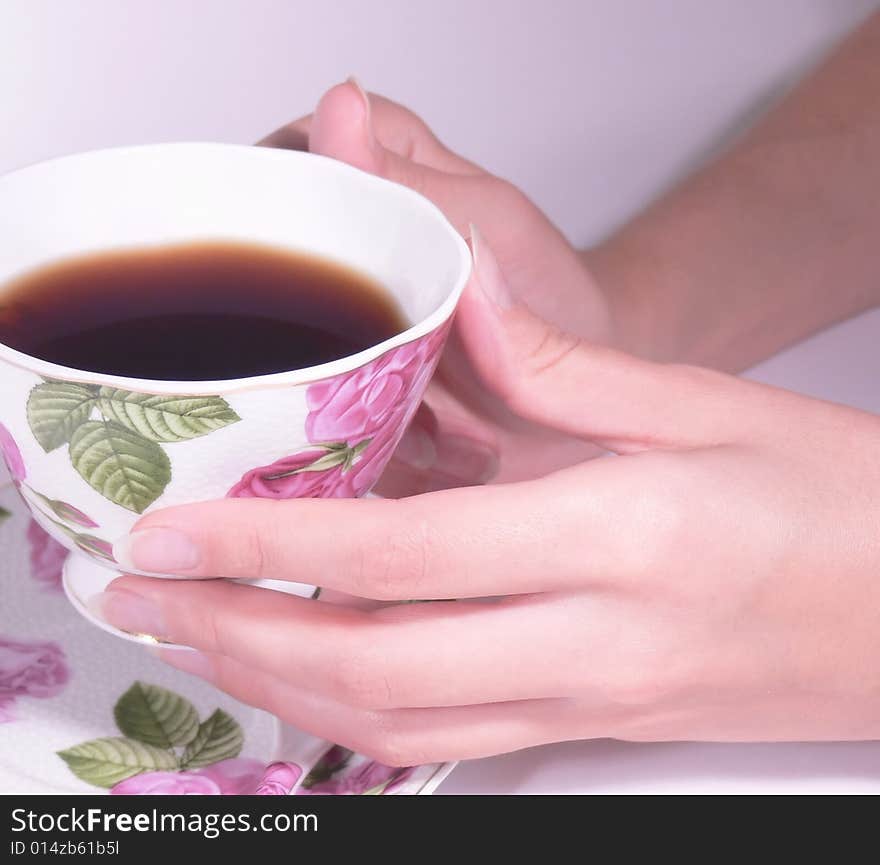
[0,241,406,380]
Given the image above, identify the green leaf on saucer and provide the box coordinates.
[26,382,98,452]
[114,682,200,748]
[57,737,178,788]
[181,709,243,768]
[68,420,170,513]
[0,506,11,525]
[97,388,240,443]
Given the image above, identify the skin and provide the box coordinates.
[96,14,880,765]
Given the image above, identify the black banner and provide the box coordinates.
[2,795,552,855]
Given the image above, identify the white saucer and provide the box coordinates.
[2,479,454,795]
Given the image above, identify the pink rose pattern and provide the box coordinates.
[255,761,303,795]
[228,325,449,500]
[111,771,223,796]
[116,756,409,796]
[0,637,70,722]
[3,350,442,790]
[298,745,414,795]
[228,449,356,500]
[27,520,68,593]
[111,758,269,796]
[0,422,25,483]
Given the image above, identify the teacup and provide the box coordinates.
[0,143,470,642]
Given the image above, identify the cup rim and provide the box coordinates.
[0,142,471,394]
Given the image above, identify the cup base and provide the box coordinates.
[62,555,193,650]
[62,555,317,649]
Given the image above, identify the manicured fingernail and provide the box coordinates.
[345,76,376,148]
[113,528,201,574]
[434,433,500,483]
[394,426,437,470]
[470,223,514,310]
[152,647,213,678]
[346,76,371,121]
[89,590,168,642]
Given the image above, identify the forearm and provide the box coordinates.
[589,11,880,371]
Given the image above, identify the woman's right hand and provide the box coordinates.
[261,80,615,493]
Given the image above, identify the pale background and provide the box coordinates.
[2,0,879,793]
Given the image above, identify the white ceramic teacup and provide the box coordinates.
[0,143,470,642]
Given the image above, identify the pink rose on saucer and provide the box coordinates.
[255,761,302,795]
[0,423,25,483]
[301,759,414,795]
[111,758,268,796]
[299,746,415,795]
[196,758,267,794]
[0,637,69,722]
[111,771,221,795]
[27,521,68,593]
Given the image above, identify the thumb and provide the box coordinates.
[308,80,480,233]
[460,227,747,454]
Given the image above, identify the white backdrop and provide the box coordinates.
[2,0,879,793]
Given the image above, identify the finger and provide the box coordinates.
[258,79,482,176]
[459,227,776,452]
[157,648,593,765]
[111,456,652,598]
[96,577,636,708]
[305,80,489,235]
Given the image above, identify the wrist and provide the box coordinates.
[579,241,680,363]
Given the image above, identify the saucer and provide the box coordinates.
[1,475,454,795]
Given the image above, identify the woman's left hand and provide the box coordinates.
[95,235,880,765]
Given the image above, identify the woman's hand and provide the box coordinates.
[262,80,613,490]
[95,234,880,765]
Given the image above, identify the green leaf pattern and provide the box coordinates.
[114,682,200,748]
[26,382,98,452]
[69,421,171,514]
[58,682,245,789]
[57,737,179,788]
[181,709,244,768]
[97,389,240,443]
[25,382,238,513]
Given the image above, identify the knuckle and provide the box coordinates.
[210,518,272,580]
[330,646,395,709]
[605,663,675,708]
[502,321,582,415]
[492,177,532,216]
[180,602,226,655]
[352,510,437,600]
[614,454,693,577]
[521,326,582,379]
[358,731,423,768]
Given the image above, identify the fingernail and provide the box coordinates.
[346,76,374,143]
[88,590,168,642]
[394,426,437,470]
[346,77,371,118]
[113,528,201,574]
[470,223,514,310]
[152,646,214,678]
[434,433,500,483]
